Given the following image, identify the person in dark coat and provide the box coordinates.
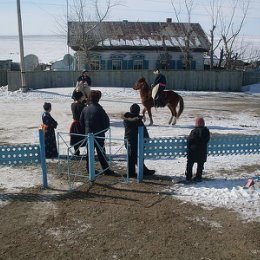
[77,70,91,86]
[185,117,210,182]
[72,70,92,102]
[80,90,115,175]
[151,68,167,107]
[70,91,86,156]
[123,103,155,178]
[42,102,58,159]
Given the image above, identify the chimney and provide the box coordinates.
[166,18,172,23]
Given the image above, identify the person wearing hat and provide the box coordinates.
[122,103,155,178]
[70,91,86,156]
[151,68,167,107]
[80,90,115,175]
[185,117,210,182]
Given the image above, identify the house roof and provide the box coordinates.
[68,20,210,52]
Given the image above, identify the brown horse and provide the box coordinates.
[133,77,184,126]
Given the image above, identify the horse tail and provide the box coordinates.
[177,95,184,118]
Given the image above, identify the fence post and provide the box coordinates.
[137,126,144,183]
[88,133,96,182]
[38,128,48,188]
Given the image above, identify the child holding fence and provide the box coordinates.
[122,103,155,178]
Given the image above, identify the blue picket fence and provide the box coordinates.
[137,127,260,182]
[1,127,259,187]
[0,129,48,188]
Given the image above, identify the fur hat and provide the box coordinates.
[73,91,83,101]
[90,90,102,103]
[130,103,140,116]
[195,117,205,127]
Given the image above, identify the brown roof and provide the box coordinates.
[68,20,210,52]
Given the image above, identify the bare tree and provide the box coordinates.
[206,0,222,69]
[171,0,195,70]
[219,0,250,69]
[69,0,120,70]
[229,38,260,69]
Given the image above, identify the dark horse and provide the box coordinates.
[133,77,184,126]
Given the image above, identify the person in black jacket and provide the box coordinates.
[185,117,210,182]
[80,90,114,175]
[77,70,91,86]
[123,103,155,178]
[42,102,58,159]
[70,91,85,156]
[151,68,167,107]
[72,70,92,102]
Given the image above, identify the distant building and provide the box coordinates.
[67,19,210,71]
[0,60,12,70]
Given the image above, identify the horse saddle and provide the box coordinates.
[154,92,166,108]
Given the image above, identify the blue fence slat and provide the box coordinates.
[0,129,48,188]
[137,126,260,182]
[0,145,41,165]
[143,135,260,159]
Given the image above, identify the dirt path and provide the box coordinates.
[0,175,259,260]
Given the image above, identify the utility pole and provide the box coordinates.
[16,0,27,92]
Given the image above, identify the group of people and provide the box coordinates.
[42,69,211,181]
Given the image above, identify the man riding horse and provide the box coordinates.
[151,68,167,107]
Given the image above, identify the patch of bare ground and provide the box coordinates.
[0,171,259,260]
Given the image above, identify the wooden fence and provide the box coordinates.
[7,70,245,92]
[0,70,7,86]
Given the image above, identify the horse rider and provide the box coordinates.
[77,70,92,87]
[151,68,167,107]
[72,70,92,102]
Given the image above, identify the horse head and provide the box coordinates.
[133,77,149,91]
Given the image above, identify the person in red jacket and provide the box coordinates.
[185,117,210,182]
[70,91,86,156]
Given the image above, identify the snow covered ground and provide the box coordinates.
[0,84,259,222]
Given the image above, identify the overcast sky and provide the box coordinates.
[0,0,259,43]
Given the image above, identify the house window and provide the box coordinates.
[133,60,143,70]
[90,60,100,70]
[112,60,122,70]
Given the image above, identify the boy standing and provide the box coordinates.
[185,117,210,182]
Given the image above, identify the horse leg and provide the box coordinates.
[143,107,153,125]
[167,104,176,125]
[168,115,173,125]
[147,107,153,126]
[142,108,147,122]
